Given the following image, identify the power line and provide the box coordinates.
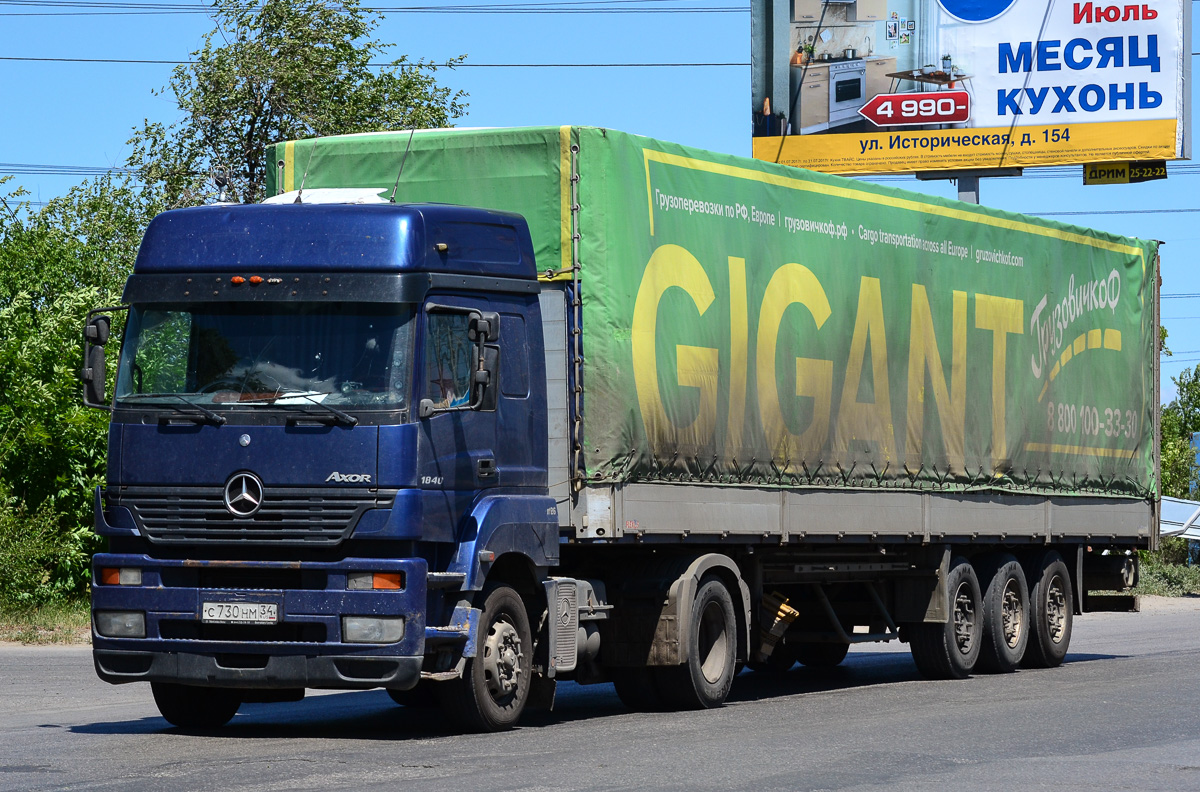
[1026,208,1200,216]
[0,0,749,15]
[0,55,749,66]
[0,162,133,175]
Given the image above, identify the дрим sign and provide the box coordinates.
[1083,160,1168,184]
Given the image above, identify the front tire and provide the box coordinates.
[1022,550,1074,668]
[438,584,533,732]
[151,683,241,730]
[908,556,982,680]
[658,575,738,709]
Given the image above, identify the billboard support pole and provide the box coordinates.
[915,168,1023,205]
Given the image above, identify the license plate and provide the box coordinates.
[201,601,278,624]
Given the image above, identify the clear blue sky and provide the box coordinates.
[1,0,1198,402]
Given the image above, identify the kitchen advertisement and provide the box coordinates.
[751,0,1190,174]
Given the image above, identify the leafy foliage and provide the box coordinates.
[1160,365,1200,499]
[129,0,467,205]
[0,497,92,607]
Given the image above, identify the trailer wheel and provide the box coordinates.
[977,554,1030,673]
[439,584,532,732]
[658,575,737,709]
[151,682,241,730]
[794,642,850,668]
[1022,550,1074,669]
[908,556,982,680]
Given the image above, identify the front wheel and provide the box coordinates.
[438,584,533,732]
[151,683,241,730]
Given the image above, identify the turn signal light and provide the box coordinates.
[249,275,264,285]
[347,571,404,590]
[231,276,245,285]
[99,567,142,585]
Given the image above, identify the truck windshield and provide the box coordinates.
[114,302,414,411]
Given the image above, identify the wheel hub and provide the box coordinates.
[952,582,976,654]
[1045,574,1067,643]
[482,618,523,699]
[1000,579,1025,649]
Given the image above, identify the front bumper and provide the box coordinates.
[94,649,422,690]
[91,553,428,690]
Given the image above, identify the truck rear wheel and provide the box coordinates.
[1022,550,1074,669]
[438,584,532,732]
[794,642,849,668]
[658,575,737,709]
[151,682,241,730]
[908,556,981,680]
[977,554,1030,673]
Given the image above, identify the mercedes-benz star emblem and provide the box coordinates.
[223,472,264,518]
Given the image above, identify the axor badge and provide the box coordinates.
[937,0,1017,22]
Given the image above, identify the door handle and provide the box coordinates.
[477,457,497,479]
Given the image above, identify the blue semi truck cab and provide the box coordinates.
[85,200,566,731]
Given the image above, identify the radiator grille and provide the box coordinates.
[113,486,393,546]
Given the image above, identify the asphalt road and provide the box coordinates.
[2,597,1199,792]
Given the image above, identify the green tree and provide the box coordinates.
[1161,365,1200,498]
[129,0,467,205]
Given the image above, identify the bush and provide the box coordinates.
[0,496,92,606]
[1134,556,1200,597]
[0,287,116,533]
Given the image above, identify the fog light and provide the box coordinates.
[95,611,146,638]
[342,616,404,644]
[347,572,403,590]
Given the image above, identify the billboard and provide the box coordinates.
[750,0,1190,173]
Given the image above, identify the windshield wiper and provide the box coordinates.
[120,394,227,425]
[166,395,227,425]
[278,393,358,426]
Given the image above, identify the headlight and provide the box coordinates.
[342,616,404,644]
[95,611,146,638]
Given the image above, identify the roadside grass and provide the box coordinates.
[0,599,90,645]
[1133,559,1200,597]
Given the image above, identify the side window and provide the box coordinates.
[500,313,529,398]
[424,312,472,408]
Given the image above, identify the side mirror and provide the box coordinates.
[82,312,121,410]
[85,315,112,346]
